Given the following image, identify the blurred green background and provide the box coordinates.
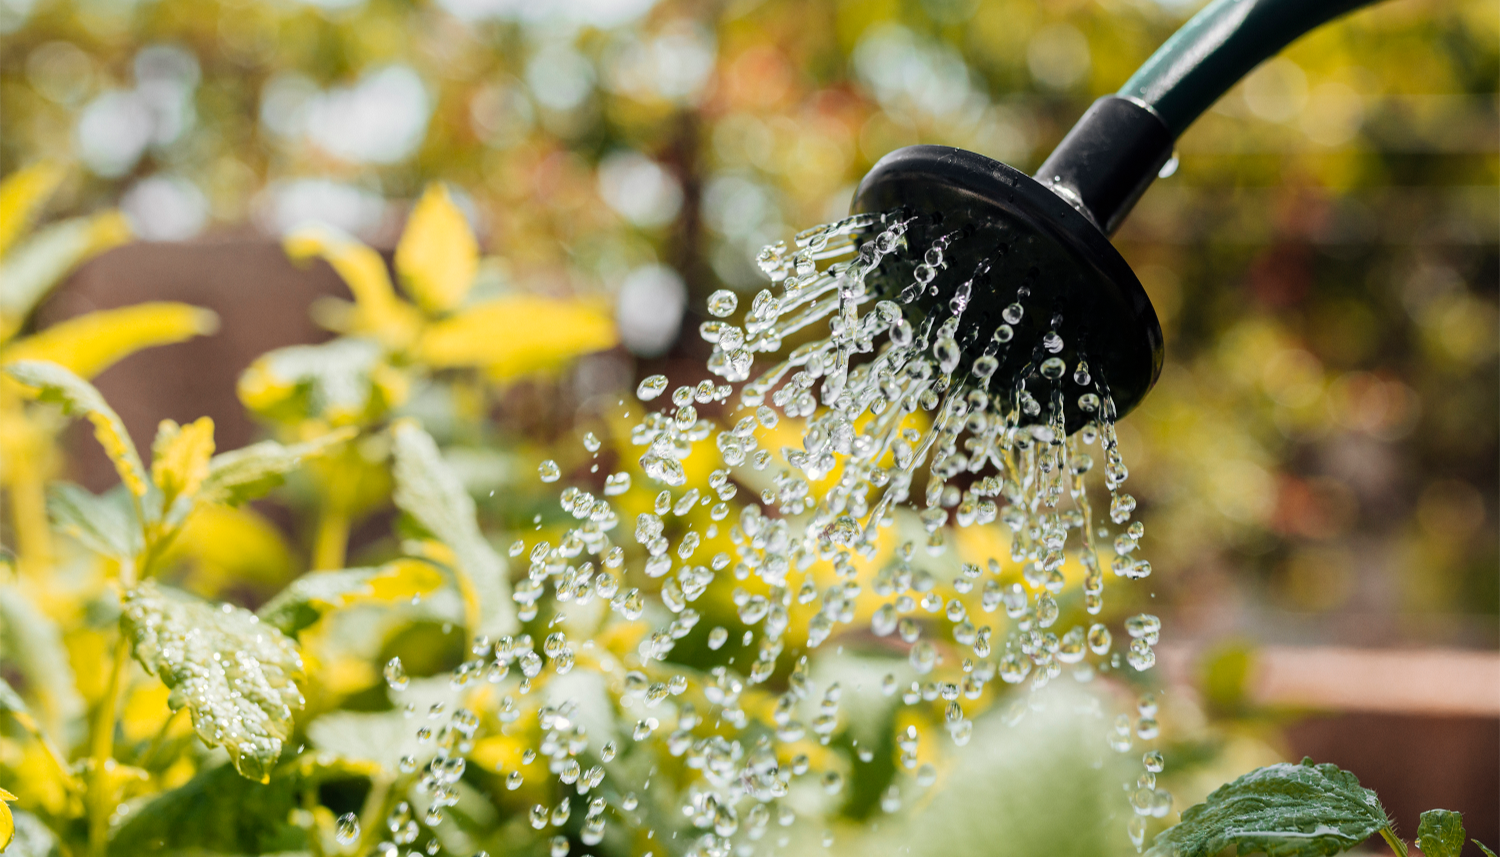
[2,0,1496,849]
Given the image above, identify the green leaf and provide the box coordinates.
[305,676,458,773]
[1418,810,1466,857]
[121,581,305,782]
[106,762,307,856]
[195,429,355,509]
[3,359,148,497]
[1146,759,1390,857]
[391,420,516,638]
[1475,841,1498,857]
[256,559,445,636]
[47,482,142,559]
[305,709,430,773]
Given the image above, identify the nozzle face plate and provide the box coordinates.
[850,145,1164,431]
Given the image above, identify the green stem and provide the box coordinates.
[1379,826,1410,857]
[311,503,350,571]
[87,633,131,857]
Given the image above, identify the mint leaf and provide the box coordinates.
[1475,841,1498,857]
[1146,759,1390,857]
[122,581,305,782]
[1417,810,1466,857]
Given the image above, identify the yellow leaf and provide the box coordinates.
[0,783,14,851]
[284,226,421,348]
[395,184,478,315]
[0,302,218,380]
[3,360,148,498]
[151,416,215,507]
[0,212,132,342]
[0,160,65,260]
[164,504,296,592]
[415,296,617,379]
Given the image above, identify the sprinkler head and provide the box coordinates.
[850,143,1164,434]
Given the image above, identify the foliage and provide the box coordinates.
[1146,758,1391,857]
[121,581,305,783]
[1148,761,1497,857]
[0,0,1494,851]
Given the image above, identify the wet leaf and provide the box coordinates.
[415,295,617,378]
[121,581,305,782]
[0,212,131,338]
[196,429,355,509]
[1146,759,1390,857]
[391,420,516,637]
[47,482,142,559]
[1417,810,1466,857]
[1,303,218,379]
[152,417,216,510]
[1476,842,1498,857]
[257,558,446,636]
[395,183,478,315]
[3,359,148,497]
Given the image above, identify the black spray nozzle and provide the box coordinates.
[849,0,1383,428]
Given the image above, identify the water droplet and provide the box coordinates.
[637,375,668,401]
[539,460,561,483]
[384,657,408,691]
[335,813,359,845]
[708,289,739,317]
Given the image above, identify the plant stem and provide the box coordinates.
[1379,826,1410,857]
[311,502,350,571]
[87,633,131,857]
